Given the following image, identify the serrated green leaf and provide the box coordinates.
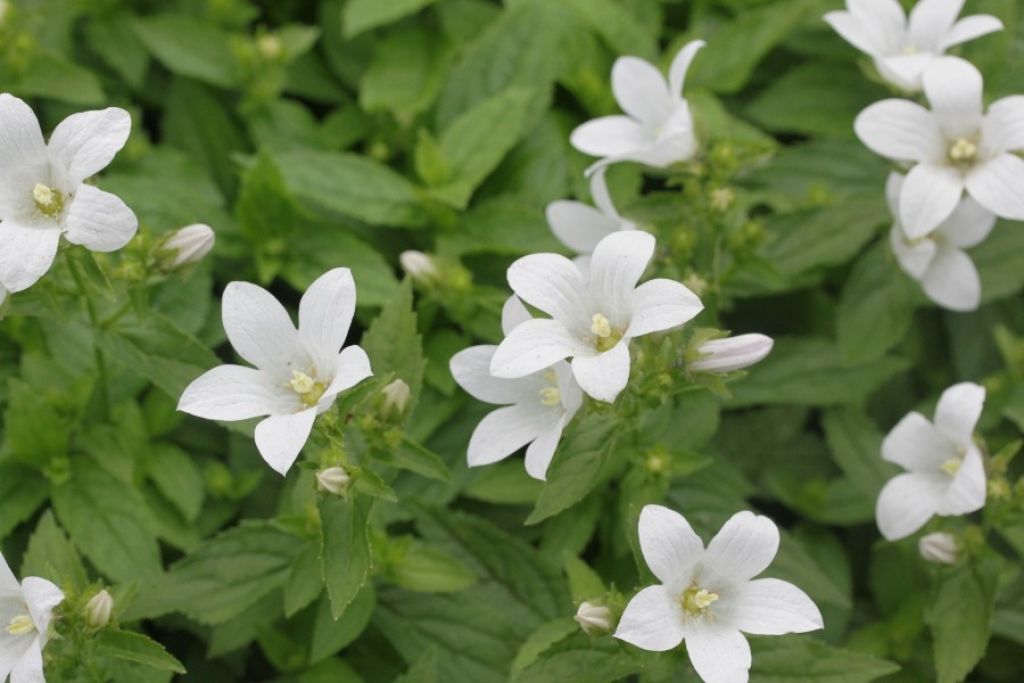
[319,494,374,619]
[96,630,187,674]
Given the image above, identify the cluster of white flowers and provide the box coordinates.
[829,0,1017,311]
[0,552,64,682]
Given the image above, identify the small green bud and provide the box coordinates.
[85,589,113,630]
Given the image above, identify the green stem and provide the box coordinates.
[68,252,110,418]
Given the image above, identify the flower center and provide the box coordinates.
[948,138,977,163]
[590,313,623,352]
[941,457,962,476]
[32,183,64,218]
[6,613,35,636]
[288,370,326,407]
[681,584,719,617]
[902,43,917,55]
[539,387,561,406]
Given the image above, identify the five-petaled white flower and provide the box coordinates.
[876,382,986,541]
[886,172,995,312]
[546,168,636,271]
[490,231,702,403]
[178,268,372,475]
[825,0,1002,92]
[0,94,137,293]
[855,56,1024,239]
[615,506,823,683]
[1,551,65,683]
[571,40,705,172]
[450,296,583,480]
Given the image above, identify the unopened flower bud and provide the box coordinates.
[85,590,113,629]
[257,34,282,60]
[160,224,215,270]
[918,532,958,565]
[381,379,411,418]
[691,334,773,374]
[400,251,439,284]
[316,466,350,496]
[574,601,613,636]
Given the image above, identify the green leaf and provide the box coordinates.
[96,630,187,674]
[309,583,377,663]
[83,13,151,88]
[283,542,323,618]
[134,14,239,88]
[560,0,656,60]
[749,635,900,682]
[319,494,374,619]
[360,26,453,121]
[146,444,206,523]
[837,241,917,364]
[4,378,70,467]
[362,281,425,407]
[387,543,477,593]
[10,53,105,105]
[822,408,897,500]
[343,0,439,38]
[0,464,48,541]
[511,633,642,683]
[975,218,1024,303]
[52,457,163,583]
[20,511,88,591]
[927,559,999,683]
[275,148,426,228]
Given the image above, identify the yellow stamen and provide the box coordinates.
[32,183,64,218]
[941,458,962,476]
[591,313,612,338]
[539,387,561,406]
[6,614,35,636]
[681,585,719,616]
[288,370,326,407]
[949,138,977,163]
[902,44,917,55]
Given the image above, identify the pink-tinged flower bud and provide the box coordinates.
[399,251,439,283]
[161,224,215,269]
[691,334,773,374]
[918,532,958,565]
[85,589,113,629]
[316,466,351,496]
[574,601,613,636]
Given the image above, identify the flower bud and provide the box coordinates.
[160,224,215,270]
[316,466,350,496]
[918,532,958,565]
[85,590,113,629]
[691,334,773,374]
[574,601,613,636]
[257,34,282,61]
[381,379,411,419]
[400,251,439,284]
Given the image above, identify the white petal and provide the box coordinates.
[824,11,884,56]
[875,472,946,540]
[939,446,986,515]
[908,0,963,51]
[0,633,32,683]
[875,53,933,91]
[0,94,47,213]
[571,341,631,403]
[47,108,130,186]
[254,408,318,475]
[0,221,61,293]
[555,360,584,416]
[941,15,1004,50]
[613,585,686,652]
[321,345,372,403]
[730,578,823,636]
[935,196,996,248]
[691,334,774,374]
[702,511,779,585]
[0,553,18,591]
[299,267,356,374]
[885,172,904,218]
[501,294,532,336]
[890,225,936,280]
[589,231,656,327]
[921,246,981,312]
[507,252,588,326]
[881,411,954,471]
[898,162,964,239]
[612,56,671,125]
[684,624,751,683]
[523,415,567,480]
[546,200,620,254]
[178,365,292,421]
[668,40,705,100]
[638,504,705,589]
[222,281,302,374]
[451,345,528,405]
[9,638,43,683]
[965,153,1024,220]
[628,278,703,338]
[63,184,138,252]
[854,100,945,163]
[467,403,549,467]
[981,96,1024,155]
[847,0,907,53]
[570,115,650,158]
[933,381,985,444]
[491,319,579,379]
[923,56,983,138]
[21,578,63,636]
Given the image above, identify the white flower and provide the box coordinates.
[85,590,113,630]
[876,382,986,541]
[824,0,1002,92]
[575,601,613,636]
[855,56,1024,239]
[885,172,994,312]
[0,551,65,683]
[161,223,215,269]
[615,506,822,683]
[546,168,636,270]
[0,94,137,293]
[316,466,351,495]
[178,268,372,475]
[450,296,583,480]
[691,334,773,374]
[490,231,702,403]
[570,40,705,172]
[918,531,959,565]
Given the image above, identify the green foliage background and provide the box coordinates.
[1,0,1024,681]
